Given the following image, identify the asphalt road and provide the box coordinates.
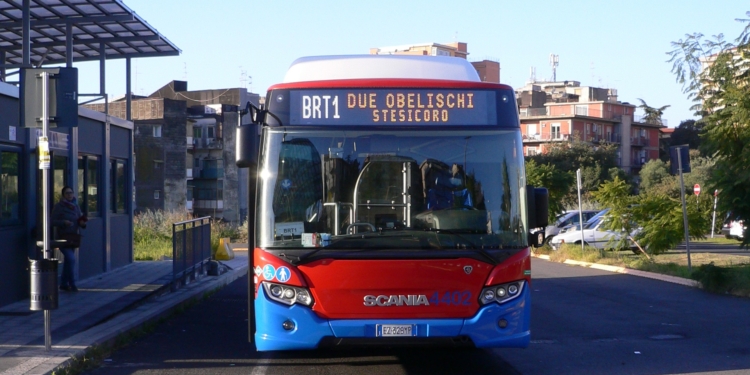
[669,240,750,257]
[85,258,750,375]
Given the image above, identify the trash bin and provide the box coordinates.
[30,258,58,311]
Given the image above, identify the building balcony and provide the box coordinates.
[194,137,223,149]
[634,115,668,127]
[522,133,571,142]
[200,167,224,179]
[519,107,548,118]
[631,136,649,146]
[632,157,648,167]
[587,133,621,143]
[193,200,224,210]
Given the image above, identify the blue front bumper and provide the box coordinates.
[253,287,530,351]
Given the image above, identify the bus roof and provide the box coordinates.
[283,55,481,83]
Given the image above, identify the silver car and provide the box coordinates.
[545,210,600,242]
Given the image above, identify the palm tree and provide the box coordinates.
[636,98,671,125]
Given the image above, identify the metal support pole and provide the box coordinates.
[677,147,692,273]
[577,169,584,252]
[22,0,30,67]
[711,190,718,239]
[41,71,52,351]
[66,23,73,68]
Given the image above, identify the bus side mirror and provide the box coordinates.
[236,123,259,168]
[527,186,548,248]
[529,230,545,248]
[526,186,549,229]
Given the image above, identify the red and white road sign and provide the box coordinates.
[694,184,701,196]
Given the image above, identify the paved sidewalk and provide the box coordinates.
[0,251,248,375]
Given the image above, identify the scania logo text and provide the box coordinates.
[363,295,430,306]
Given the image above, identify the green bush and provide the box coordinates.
[134,209,244,261]
[691,262,729,293]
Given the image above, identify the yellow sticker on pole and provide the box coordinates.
[38,136,50,169]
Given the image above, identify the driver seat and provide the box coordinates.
[421,159,472,210]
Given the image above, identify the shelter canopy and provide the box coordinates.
[0,0,180,67]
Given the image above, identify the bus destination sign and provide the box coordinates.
[289,89,497,126]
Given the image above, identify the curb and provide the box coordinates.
[21,265,249,375]
[532,253,701,288]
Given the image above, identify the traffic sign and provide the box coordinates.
[694,184,701,196]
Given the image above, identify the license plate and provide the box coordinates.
[376,324,416,337]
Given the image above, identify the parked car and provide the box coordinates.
[557,208,609,235]
[549,213,640,252]
[722,216,746,241]
[545,210,600,242]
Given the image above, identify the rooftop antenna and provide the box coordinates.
[550,54,559,82]
[529,66,536,84]
[183,62,187,81]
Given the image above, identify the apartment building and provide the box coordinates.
[517,80,664,174]
[86,81,260,222]
[370,42,500,83]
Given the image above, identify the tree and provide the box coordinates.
[668,12,750,245]
[636,98,671,125]
[639,159,672,193]
[527,136,626,209]
[593,177,711,256]
[525,159,573,220]
[590,177,647,256]
[631,192,710,255]
[670,119,704,150]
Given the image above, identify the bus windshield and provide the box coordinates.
[257,128,528,249]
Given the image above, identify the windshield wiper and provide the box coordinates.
[424,228,497,265]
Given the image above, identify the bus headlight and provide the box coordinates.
[479,281,525,305]
[262,282,314,306]
[482,289,495,303]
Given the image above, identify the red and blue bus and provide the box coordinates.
[236,55,548,351]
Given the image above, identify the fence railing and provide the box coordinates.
[172,216,211,290]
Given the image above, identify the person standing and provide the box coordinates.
[51,186,87,292]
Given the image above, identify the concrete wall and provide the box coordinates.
[132,99,187,214]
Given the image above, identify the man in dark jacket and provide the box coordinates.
[51,186,87,291]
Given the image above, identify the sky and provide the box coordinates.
[74,0,750,128]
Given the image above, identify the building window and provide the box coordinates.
[551,123,561,139]
[154,190,161,200]
[0,150,21,226]
[575,105,588,116]
[193,127,202,138]
[526,147,538,156]
[207,126,215,139]
[153,125,162,137]
[77,155,99,217]
[527,124,537,138]
[154,160,163,169]
[111,159,127,213]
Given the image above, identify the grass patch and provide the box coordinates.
[133,209,248,261]
[535,243,750,298]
